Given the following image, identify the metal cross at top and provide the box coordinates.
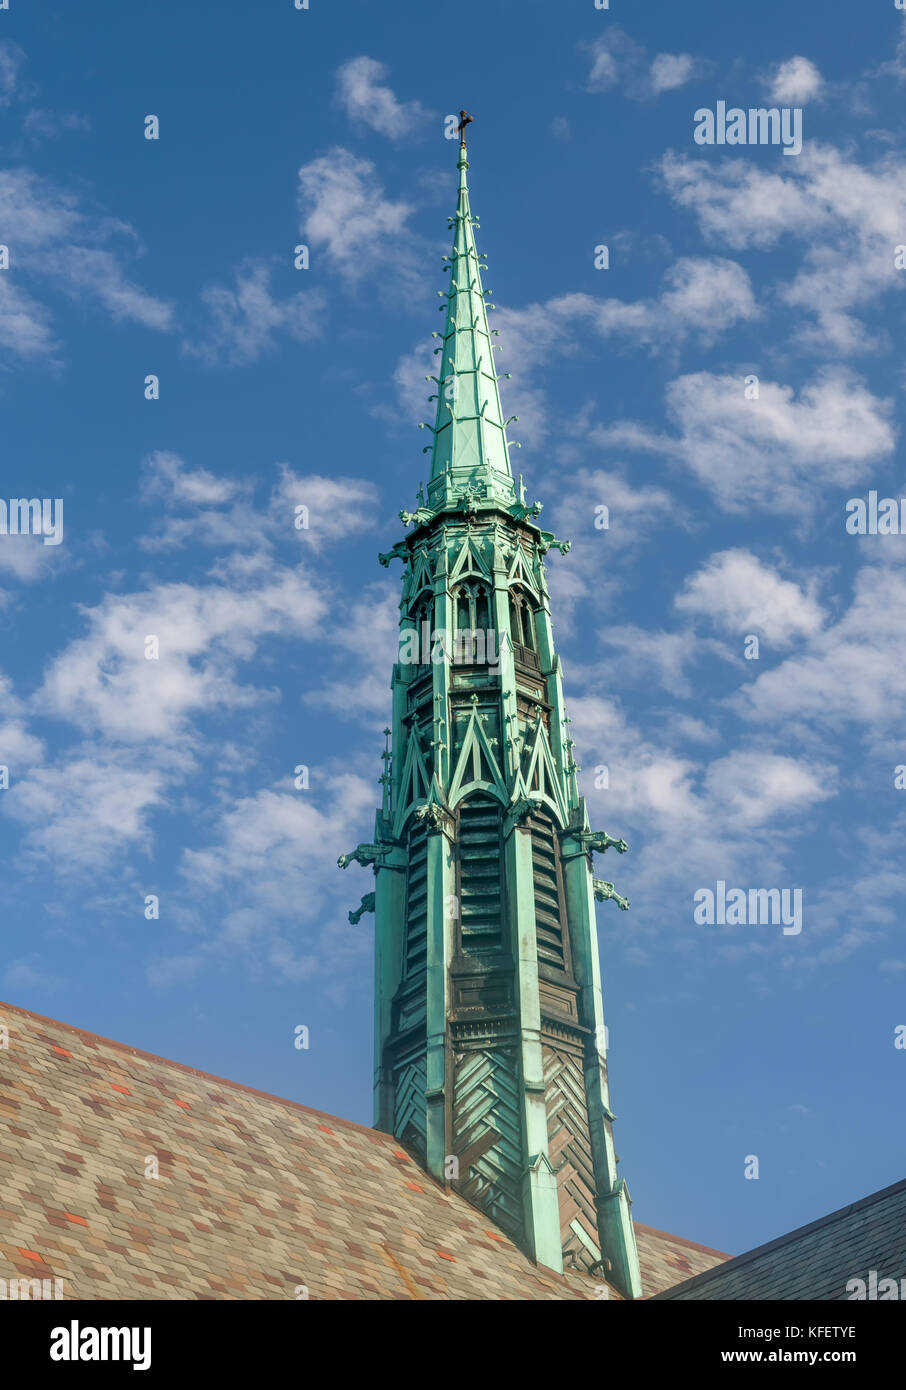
[457,109,473,147]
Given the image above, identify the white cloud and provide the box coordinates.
[596,368,895,513]
[565,693,841,963]
[142,451,245,508]
[0,41,25,105]
[303,582,399,723]
[735,561,906,734]
[586,30,697,99]
[650,53,696,94]
[268,465,381,551]
[590,626,704,698]
[298,148,418,285]
[675,549,825,646]
[334,56,429,140]
[2,959,63,991]
[4,754,168,870]
[542,467,678,627]
[34,570,328,744]
[139,455,379,555]
[554,257,759,346]
[37,245,173,330]
[464,258,758,450]
[0,168,173,358]
[769,56,824,105]
[701,751,835,829]
[659,144,906,353]
[0,673,44,769]
[0,273,57,358]
[170,773,378,983]
[185,261,325,365]
[0,532,62,582]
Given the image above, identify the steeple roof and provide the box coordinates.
[424,139,517,510]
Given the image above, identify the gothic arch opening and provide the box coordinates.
[508,586,540,670]
[453,579,494,665]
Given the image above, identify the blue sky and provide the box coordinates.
[1,0,905,1261]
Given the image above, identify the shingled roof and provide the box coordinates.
[653,1177,906,1301]
[0,1001,727,1300]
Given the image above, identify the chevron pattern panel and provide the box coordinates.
[393,1052,428,1165]
[453,1048,524,1240]
[543,1044,601,1271]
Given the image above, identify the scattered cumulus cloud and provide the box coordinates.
[585,29,698,100]
[334,56,430,140]
[185,261,325,365]
[768,56,824,105]
[0,168,173,359]
[659,144,906,353]
[675,549,826,646]
[298,147,420,288]
[595,368,895,514]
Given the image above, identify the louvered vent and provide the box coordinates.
[404,819,428,977]
[530,814,567,970]
[458,797,503,952]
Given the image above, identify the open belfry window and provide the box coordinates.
[456,793,504,952]
[509,587,540,668]
[410,591,433,644]
[529,811,570,973]
[453,579,493,664]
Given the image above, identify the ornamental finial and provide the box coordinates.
[457,109,473,148]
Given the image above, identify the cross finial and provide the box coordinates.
[457,109,473,148]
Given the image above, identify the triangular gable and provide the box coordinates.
[506,542,539,599]
[393,730,433,836]
[449,534,491,586]
[521,718,568,826]
[409,547,435,602]
[448,702,507,807]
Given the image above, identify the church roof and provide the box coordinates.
[0,1000,727,1300]
[652,1177,906,1301]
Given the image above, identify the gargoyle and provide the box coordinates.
[580,830,629,855]
[348,892,376,925]
[414,803,449,832]
[593,879,630,911]
[337,843,386,870]
[505,796,537,832]
[510,498,543,522]
[399,507,435,529]
[537,530,571,556]
[378,541,408,568]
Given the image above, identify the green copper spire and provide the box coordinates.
[423,128,517,511]
[343,122,642,1300]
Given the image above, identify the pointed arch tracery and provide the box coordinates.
[452,577,494,664]
[508,584,540,669]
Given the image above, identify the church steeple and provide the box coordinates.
[340,127,642,1299]
[423,123,516,509]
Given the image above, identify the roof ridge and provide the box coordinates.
[651,1176,906,1298]
[0,997,380,1141]
[634,1222,731,1260]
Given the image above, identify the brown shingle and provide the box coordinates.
[0,999,724,1300]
